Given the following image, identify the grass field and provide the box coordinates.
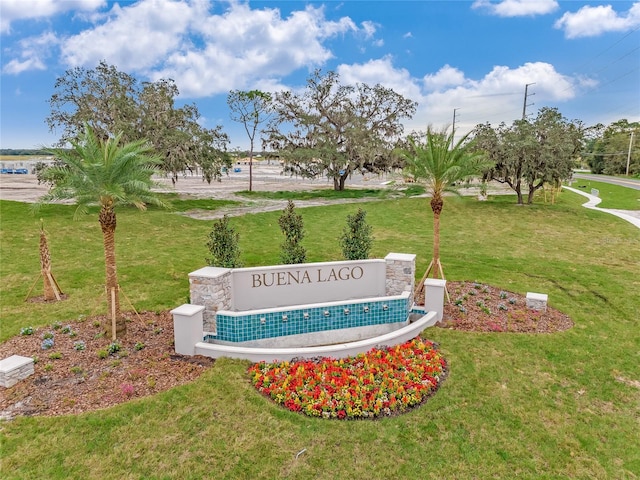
[570,178,640,210]
[1,188,639,479]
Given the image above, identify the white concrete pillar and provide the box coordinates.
[424,278,447,322]
[171,304,205,355]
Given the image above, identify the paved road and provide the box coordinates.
[573,173,640,190]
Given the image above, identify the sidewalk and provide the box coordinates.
[562,186,640,230]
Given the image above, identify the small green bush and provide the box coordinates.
[20,326,34,336]
[107,341,121,355]
[278,200,306,264]
[340,208,373,260]
[205,215,243,268]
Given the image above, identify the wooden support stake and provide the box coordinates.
[119,286,143,324]
[111,287,117,341]
[45,270,61,301]
[24,274,43,302]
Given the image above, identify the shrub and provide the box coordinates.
[107,341,121,355]
[340,208,373,260]
[41,338,54,350]
[134,342,145,351]
[205,215,243,268]
[20,326,34,336]
[74,341,86,351]
[278,200,306,264]
[48,352,62,360]
[120,383,135,397]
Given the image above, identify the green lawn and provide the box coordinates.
[235,184,425,201]
[569,178,640,209]
[1,189,639,479]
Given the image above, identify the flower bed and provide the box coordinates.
[248,336,447,419]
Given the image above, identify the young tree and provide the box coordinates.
[227,90,273,191]
[265,70,416,190]
[37,125,169,339]
[278,200,306,264]
[206,215,243,268]
[340,208,373,260]
[401,127,488,301]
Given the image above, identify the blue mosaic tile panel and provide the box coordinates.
[212,297,409,343]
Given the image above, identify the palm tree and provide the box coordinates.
[38,125,169,339]
[401,127,488,303]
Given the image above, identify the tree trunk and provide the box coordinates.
[527,181,544,204]
[39,229,55,301]
[430,195,443,278]
[100,205,124,338]
[333,175,346,191]
[515,178,523,204]
[527,184,535,204]
[249,139,254,192]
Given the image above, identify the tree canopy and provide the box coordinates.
[265,70,416,190]
[472,107,583,204]
[583,119,639,176]
[47,61,230,184]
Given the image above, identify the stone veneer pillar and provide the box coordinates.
[384,253,416,306]
[189,267,232,333]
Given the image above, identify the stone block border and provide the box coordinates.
[0,355,35,388]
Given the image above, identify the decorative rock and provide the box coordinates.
[526,292,548,311]
[0,355,35,388]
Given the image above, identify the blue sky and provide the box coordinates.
[1,0,639,150]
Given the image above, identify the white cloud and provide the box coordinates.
[423,65,466,91]
[418,62,578,132]
[554,2,640,38]
[2,31,58,74]
[0,0,105,34]
[61,0,195,71]
[337,56,423,101]
[56,1,361,97]
[403,32,413,39]
[338,57,579,134]
[361,21,377,39]
[472,0,558,17]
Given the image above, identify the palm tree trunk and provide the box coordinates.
[431,196,443,278]
[100,205,125,338]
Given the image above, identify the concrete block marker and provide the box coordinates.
[0,355,34,388]
[526,292,548,312]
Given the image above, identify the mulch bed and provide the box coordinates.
[1,282,572,419]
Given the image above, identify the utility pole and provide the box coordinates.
[452,108,460,144]
[522,83,536,119]
[626,130,635,176]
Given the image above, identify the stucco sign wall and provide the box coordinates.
[231,259,386,310]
